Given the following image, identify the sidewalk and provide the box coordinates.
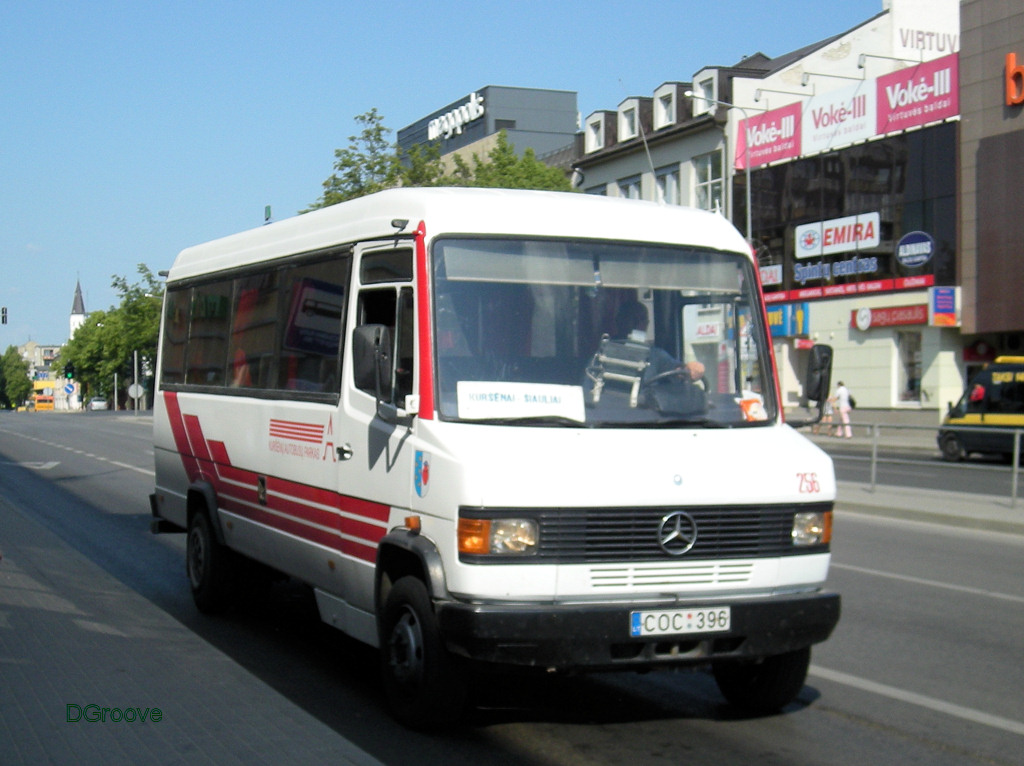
[834,479,1024,535]
[798,410,1024,536]
[0,494,383,766]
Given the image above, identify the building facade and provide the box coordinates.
[958,1,1024,377]
[575,0,969,418]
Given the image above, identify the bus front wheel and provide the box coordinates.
[712,646,811,714]
[380,576,468,729]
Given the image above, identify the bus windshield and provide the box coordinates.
[432,237,776,427]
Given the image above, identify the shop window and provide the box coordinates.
[897,331,922,402]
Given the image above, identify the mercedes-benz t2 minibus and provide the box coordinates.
[150,187,839,728]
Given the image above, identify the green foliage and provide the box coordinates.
[61,264,163,401]
[1,345,32,408]
[303,109,402,211]
[455,131,572,191]
[304,113,572,211]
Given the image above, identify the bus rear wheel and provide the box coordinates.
[712,646,811,714]
[186,510,233,614]
[380,577,468,729]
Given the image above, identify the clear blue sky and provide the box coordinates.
[1,0,883,346]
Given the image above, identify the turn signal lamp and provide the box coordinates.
[458,518,538,556]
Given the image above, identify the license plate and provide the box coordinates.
[629,606,731,637]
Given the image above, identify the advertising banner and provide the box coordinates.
[737,53,958,169]
[803,83,876,156]
[735,101,801,169]
[876,53,958,135]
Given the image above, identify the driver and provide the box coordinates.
[615,300,705,384]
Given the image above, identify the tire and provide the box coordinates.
[380,577,468,729]
[712,646,811,714]
[186,510,234,614]
[939,432,965,462]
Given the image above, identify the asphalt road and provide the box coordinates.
[2,411,1022,765]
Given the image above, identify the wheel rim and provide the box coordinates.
[187,525,206,589]
[942,435,962,460]
[388,607,425,686]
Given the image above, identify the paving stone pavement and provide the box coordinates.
[0,495,383,766]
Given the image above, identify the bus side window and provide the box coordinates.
[278,258,349,393]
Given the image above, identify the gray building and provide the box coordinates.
[397,86,578,164]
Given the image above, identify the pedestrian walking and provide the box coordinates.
[834,381,853,438]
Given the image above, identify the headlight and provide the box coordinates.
[792,511,832,546]
[458,517,538,556]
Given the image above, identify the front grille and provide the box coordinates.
[461,503,831,564]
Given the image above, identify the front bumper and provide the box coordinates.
[436,590,840,671]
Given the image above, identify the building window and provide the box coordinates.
[585,116,605,153]
[693,77,715,116]
[619,106,637,141]
[693,151,723,213]
[494,119,516,131]
[618,175,641,200]
[656,166,680,205]
[655,91,675,130]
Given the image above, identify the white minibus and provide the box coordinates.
[151,187,838,728]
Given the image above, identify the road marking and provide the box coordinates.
[810,665,1024,736]
[0,431,154,477]
[831,562,1024,605]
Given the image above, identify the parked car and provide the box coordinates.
[87,397,109,411]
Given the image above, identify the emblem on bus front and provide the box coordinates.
[414,451,431,498]
[658,511,697,555]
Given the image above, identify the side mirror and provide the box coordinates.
[804,344,834,404]
[353,324,395,419]
[789,344,834,429]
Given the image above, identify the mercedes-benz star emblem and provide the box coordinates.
[658,511,698,555]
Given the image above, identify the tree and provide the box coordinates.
[304,109,403,211]
[453,131,572,191]
[61,264,163,404]
[1,345,31,409]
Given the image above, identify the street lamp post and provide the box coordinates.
[683,91,764,244]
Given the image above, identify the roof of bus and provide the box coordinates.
[166,187,751,281]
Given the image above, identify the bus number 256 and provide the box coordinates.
[797,472,820,494]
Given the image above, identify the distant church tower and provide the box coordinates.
[70,280,86,339]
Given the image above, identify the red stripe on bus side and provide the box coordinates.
[162,392,200,482]
[415,220,434,419]
[166,402,389,561]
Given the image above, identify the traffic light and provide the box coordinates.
[1,306,7,324]
[65,362,75,379]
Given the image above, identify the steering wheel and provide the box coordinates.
[643,368,690,386]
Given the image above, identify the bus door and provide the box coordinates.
[339,242,417,610]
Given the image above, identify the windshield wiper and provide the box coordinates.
[465,416,589,427]
[634,415,730,428]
